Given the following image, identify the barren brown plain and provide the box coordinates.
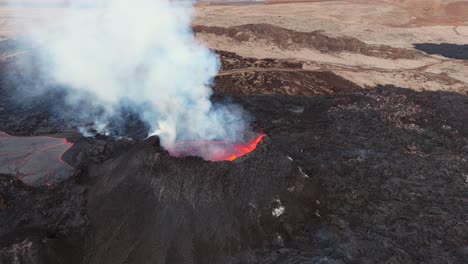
[193,0,468,94]
[0,0,467,94]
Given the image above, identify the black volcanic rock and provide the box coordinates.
[0,175,87,264]
[0,86,467,263]
[211,49,360,96]
[84,136,324,263]
[194,24,422,59]
[1,48,468,264]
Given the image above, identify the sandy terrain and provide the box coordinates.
[0,0,466,94]
[194,0,468,94]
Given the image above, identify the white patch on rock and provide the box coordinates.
[0,239,34,264]
[272,205,285,217]
[274,233,284,246]
[272,197,285,217]
[298,167,309,178]
[314,210,322,218]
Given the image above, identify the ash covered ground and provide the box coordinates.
[0,47,467,264]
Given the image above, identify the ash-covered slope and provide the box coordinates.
[84,136,324,264]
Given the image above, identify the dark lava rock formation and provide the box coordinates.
[85,136,323,263]
[0,176,87,264]
[194,24,423,59]
[0,132,325,264]
[243,87,468,263]
[216,50,303,72]
[414,43,468,60]
[0,49,468,263]
[214,50,360,96]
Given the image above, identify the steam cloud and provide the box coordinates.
[14,0,249,149]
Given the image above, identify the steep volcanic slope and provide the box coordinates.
[85,136,324,263]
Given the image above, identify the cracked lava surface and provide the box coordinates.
[0,131,73,186]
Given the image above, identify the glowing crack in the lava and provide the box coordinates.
[169,133,266,161]
[0,131,74,186]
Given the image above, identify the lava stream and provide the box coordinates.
[169,133,266,161]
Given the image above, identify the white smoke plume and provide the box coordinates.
[13,0,249,149]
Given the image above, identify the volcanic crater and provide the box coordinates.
[1,47,467,263]
[1,2,468,262]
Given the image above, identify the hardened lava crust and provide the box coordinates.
[0,43,468,263]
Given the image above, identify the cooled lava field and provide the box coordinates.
[0,47,467,264]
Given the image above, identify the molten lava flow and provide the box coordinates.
[224,133,266,161]
[170,133,266,161]
[0,131,74,186]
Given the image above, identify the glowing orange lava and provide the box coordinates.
[170,133,266,161]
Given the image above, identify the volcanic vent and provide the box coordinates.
[86,135,324,263]
[168,132,266,161]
